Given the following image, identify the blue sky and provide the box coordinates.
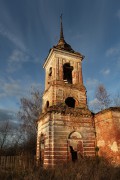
[0,0,120,123]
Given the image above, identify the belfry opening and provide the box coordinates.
[63,63,73,84]
[65,97,75,108]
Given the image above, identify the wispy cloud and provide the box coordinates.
[0,76,41,99]
[89,98,98,106]
[0,109,19,128]
[0,23,26,51]
[86,78,99,88]
[101,68,110,75]
[0,109,13,121]
[106,47,120,57]
[106,44,120,57]
[116,9,120,19]
[9,49,29,63]
[106,45,120,70]
[0,77,26,99]
[88,98,100,112]
[85,78,100,98]
[7,49,29,72]
[7,48,41,73]
[0,23,40,73]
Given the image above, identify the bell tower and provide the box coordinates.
[36,16,95,167]
[42,15,87,112]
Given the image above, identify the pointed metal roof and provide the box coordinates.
[54,15,75,53]
[44,16,84,67]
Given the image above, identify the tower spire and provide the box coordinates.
[54,15,77,53]
[60,14,64,40]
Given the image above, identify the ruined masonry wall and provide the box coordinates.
[37,112,96,167]
[95,110,120,165]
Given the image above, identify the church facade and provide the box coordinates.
[36,19,120,167]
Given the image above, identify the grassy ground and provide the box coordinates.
[0,157,120,180]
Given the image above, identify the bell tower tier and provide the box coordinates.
[42,48,87,113]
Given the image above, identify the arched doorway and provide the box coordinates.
[68,131,83,162]
[69,146,78,162]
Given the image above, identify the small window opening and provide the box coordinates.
[63,63,73,84]
[65,97,75,108]
[46,101,49,108]
[49,67,52,76]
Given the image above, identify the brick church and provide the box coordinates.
[36,17,120,167]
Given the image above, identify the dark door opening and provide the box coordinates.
[70,146,78,162]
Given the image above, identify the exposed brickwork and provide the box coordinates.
[36,37,120,167]
[95,107,120,165]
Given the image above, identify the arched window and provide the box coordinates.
[49,67,52,76]
[63,63,73,84]
[46,101,49,108]
[68,131,82,139]
[65,97,75,108]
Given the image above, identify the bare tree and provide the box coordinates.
[0,120,11,153]
[113,93,120,107]
[94,84,112,111]
[18,88,42,154]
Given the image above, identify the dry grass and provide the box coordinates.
[0,157,120,180]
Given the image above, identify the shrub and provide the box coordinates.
[0,156,120,180]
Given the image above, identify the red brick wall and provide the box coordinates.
[95,108,120,165]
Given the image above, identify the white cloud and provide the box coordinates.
[0,23,26,51]
[116,9,120,19]
[86,78,99,88]
[0,23,40,73]
[106,45,120,57]
[117,58,120,68]
[7,49,29,72]
[85,78,100,99]
[106,45,120,72]
[89,98,101,112]
[89,98,99,107]
[0,109,19,129]
[0,77,42,100]
[6,48,41,73]
[0,77,26,99]
[9,49,29,63]
[101,68,110,75]
[0,109,14,121]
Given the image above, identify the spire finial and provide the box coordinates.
[55,15,76,53]
[60,14,64,40]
